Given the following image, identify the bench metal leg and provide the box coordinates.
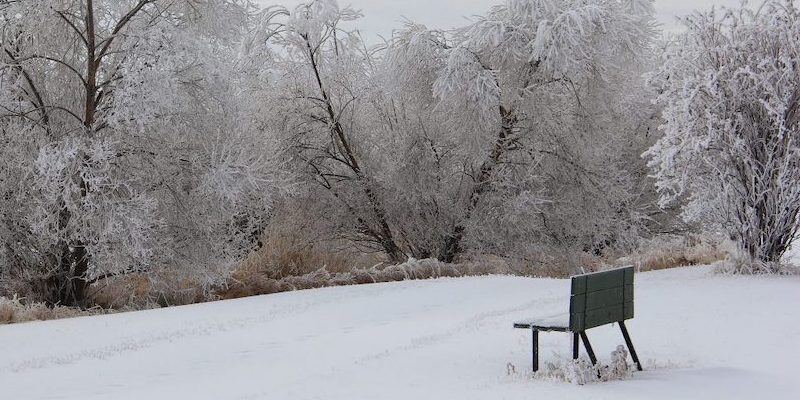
[579,331,597,365]
[619,321,643,371]
[531,328,539,372]
[572,332,580,360]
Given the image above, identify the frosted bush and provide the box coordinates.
[606,345,633,380]
[534,346,632,384]
[715,252,800,276]
[645,0,800,269]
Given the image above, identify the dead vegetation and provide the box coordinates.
[0,233,736,325]
[614,234,732,272]
[216,258,496,300]
[0,295,111,325]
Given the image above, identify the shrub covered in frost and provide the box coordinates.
[534,346,633,384]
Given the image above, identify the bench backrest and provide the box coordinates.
[568,266,634,332]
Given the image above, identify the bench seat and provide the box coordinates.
[513,313,570,332]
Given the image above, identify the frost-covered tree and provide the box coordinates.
[0,0,279,305]
[384,0,659,263]
[243,1,408,263]
[646,0,800,271]
[245,0,659,268]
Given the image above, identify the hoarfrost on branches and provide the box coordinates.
[243,0,660,266]
[645,0,800,270]
[0,0,283,305]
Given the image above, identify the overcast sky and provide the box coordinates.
[255,0,743,41]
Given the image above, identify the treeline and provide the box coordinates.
[0,0,797,308]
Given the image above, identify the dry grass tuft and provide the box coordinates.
[530,346,633,385]
[90,269,215,310]
[0,296,109,325]
[0,300,14,324]
[615,234,732,272]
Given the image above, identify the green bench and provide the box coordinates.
[513,266,642,372]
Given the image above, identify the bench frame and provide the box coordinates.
[514,266,642,372]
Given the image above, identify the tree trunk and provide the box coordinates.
[438,106,517,263]
[47,0,99,307]
[362,184,406,263]
[49,243,89,307]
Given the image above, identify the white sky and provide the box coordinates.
[255,0,744,41]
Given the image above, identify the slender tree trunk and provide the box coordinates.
[52,0,98,307]
[302,35,406,263]
[438,106,517,263]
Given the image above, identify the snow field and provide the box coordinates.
[0,265,798,399]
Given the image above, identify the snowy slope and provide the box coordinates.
[1,266,798,400]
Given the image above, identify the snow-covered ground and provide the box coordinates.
[1,266,798,400]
